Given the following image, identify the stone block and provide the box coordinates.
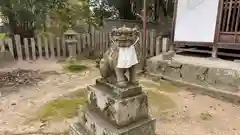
[96,79,142,98]
[161,51,175,60]
[206,68,239,92]
[180,64,198,82]
[168,61,182,68]
[70,109,156,135]
[87,85,148,127]
[163,66,181,80]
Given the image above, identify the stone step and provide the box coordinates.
[87,85,149,127]
[95,78,142,98]
[71,109,156,135]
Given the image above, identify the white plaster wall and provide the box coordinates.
[174,0,219,42]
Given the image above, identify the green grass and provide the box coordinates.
[37,89,87,121]
[0,33,6,39]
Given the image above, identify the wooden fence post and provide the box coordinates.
[155,36,162,55]
[78,35,82,54]
[44,37,49,59]
[82,34,86,55]
[99,32,103,55]
[24,38,30,60]
[31,38,36,60]
[149,30,156,57]
[87,33,91,51]
[139,31,143,59]
[61,36,66,57]
[56,37,61,58]
[145,30,149,58]
[15,35,23,60]
[105,32,109,50]
[162,37,169,53]
[95,31,99,56]
[7,38,14,58]
[91,29,95,49]
[108,32,111,48]
[0,39,5,52]
[49,35,55,59]
[37,36,43,59]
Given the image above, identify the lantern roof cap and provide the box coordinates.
[64,25,78,35]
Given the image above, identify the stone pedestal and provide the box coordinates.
[69,79,156,135]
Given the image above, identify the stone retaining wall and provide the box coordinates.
[146,55,240,94]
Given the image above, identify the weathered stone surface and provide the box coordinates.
[69,123,89,135]
[96,79,142,98]
[206,69,239,92]
[168,61,182,68]
[161,51,175,60]
[99,26,140,88]
[70,109,155,135]
[163,66,181,80]
[87,85,148,127]
[146,55,240,93]
[180,64,197,82]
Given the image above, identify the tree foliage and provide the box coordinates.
[0,0,67,37]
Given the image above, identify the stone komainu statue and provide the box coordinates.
[99,25,140,88]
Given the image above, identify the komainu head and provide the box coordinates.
[111,25,139,47]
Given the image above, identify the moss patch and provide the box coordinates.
[38,89,87,121]
[65,64,88,72]
[62,60,88,73]
[145,89,176,117]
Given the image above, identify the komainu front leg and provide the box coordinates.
[129,65,139,85]
[115,68,128,88]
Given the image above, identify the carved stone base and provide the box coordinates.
[88,84,148,127]
[96,79,142,98]
[69,78,156,135]
[70,110,156,135]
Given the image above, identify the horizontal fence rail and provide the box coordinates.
[0,30,171,62]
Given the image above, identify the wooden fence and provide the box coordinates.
[0,30,170,61]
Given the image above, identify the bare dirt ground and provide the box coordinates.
[0,60,240,135]
[0,60,99,134]
[140,79,240,135]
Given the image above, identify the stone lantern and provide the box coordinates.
[64,26,78,61]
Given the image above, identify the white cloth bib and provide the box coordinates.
[116,45,138,68]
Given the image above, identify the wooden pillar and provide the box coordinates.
[211,44,218,58]
[170,0,178,52]
[212,0,223,58]
[142,0,147,67]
